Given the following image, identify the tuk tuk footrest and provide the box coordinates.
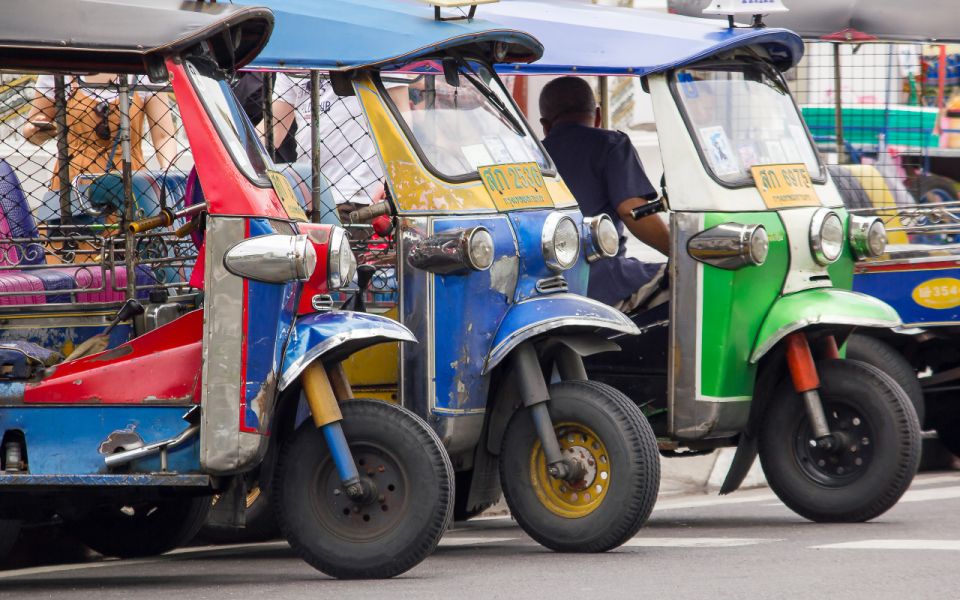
[0,473,212,488]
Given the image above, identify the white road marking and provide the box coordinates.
[439,536,517,547]
[653,492,778,511]
[622,537,780,548]
[813,540,960,551]
[899,485,960,503]
[911,474,960,487]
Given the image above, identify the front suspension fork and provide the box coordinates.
[302,360,369,500]
[512,342,584,481]
[784,333,839,450]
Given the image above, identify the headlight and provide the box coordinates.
[328,226,357,290]
[583,214,619,262]
[810,209,844,265]
[687,222,767,269]
[849,215,887,260]
[223,233,316,283]
[466,227,495,271]
[542,212,580,271]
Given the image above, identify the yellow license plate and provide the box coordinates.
[479,162,554,212]
[267,170,308,222]
[750,163,821,209]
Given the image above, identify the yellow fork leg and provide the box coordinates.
[302,361,343,428]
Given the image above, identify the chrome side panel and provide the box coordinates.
[669,212,747,440]
[398,216,430,418]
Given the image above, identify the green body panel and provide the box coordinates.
[827,207,855,289]
[699,212,788,399]
[749,288,901,364]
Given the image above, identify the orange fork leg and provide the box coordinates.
[784,333,834,445]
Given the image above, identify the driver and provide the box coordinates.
[539,76,669,313]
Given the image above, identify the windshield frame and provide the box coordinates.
[668,59,826,190]
[374,56,556,185]
[183,56,273,189]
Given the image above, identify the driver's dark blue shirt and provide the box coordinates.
[543,121,660,307]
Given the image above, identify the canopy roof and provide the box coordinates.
[483,0,804,76]
[0,0,273,73]
[668,0,960,43]
[246,0,542,71]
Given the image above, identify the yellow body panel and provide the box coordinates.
[341,307,401,402]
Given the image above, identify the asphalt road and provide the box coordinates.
[2,470,959,599]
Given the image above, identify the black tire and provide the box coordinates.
[200,472,279,544]
[67,496,212,558]
[499,380,659,552]
[845,333,925,427]
[0,519,21,563]
[759,359,920,523]
[912,174,959,204]
[274,399,453,579]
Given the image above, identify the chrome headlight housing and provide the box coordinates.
[223,233,317,283]
[848,215,887,260]
[328,226,357,290]
[810,208,844,265]
[542,212,580,271]
[687,222,768,269]
[583,214,619,263]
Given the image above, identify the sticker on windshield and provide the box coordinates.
[267,170,308,222]
[479,162,554,212]
[698,126,740,177]
[750,164,821,209]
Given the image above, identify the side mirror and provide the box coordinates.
[442,57,461,88]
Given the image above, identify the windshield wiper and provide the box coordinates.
[455,58,527,137]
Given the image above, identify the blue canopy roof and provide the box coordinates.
[483,0,805,76]
[245,0,543,71]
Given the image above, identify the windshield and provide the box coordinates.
[184,58,272,184]
[381,61,550,180]
[672,63,822,186]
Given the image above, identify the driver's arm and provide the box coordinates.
[616,198,669,256]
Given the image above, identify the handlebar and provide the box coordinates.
[630,199,666,221]
[348,202,392,225]
[127,203,208,235]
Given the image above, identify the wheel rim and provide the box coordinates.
[529,422,611,519]
[310,443,409,542]
[793,400,875,487]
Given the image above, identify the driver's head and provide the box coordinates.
[539,76,601,134]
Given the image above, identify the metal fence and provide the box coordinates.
[789,41,960,246]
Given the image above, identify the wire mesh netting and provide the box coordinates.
[789,42,960,246]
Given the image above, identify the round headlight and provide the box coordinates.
[328,226,357,290]
[848,215,887,260]
[466,227,495,271]
[810,209,844,265]
[543,213,580,271]
[584,214,619,262]
[748,225,769,265]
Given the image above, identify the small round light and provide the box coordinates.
[328,226,357,290]
[596,216,619,257]
[867,220,887,257]
[748,225,768,265]
[466,227,495,271]
[810,209,844,265]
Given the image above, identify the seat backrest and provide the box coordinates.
[0,158,43,266]
[282,163,341,225]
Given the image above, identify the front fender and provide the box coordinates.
[279,311,415,390]
[484,293,639,374]
[750,288,900,364]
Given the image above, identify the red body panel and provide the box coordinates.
[169,61,288,219]
[296,223,333,315]
[24,310,204,405]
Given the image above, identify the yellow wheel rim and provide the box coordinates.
[530,422,610,519]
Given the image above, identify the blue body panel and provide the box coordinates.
[242,219,298,432]
[431,216,516,413]
[853,266,960,326]
[484,0,804,75]
[246,0,542,71]
[280,310,416,390]
[507,208,589,301]
[0,406,199,478]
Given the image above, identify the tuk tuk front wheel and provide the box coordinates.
[274,399,453,579]
[499,380,659,552]
[759,359,920,523]
[66,496,212,558]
